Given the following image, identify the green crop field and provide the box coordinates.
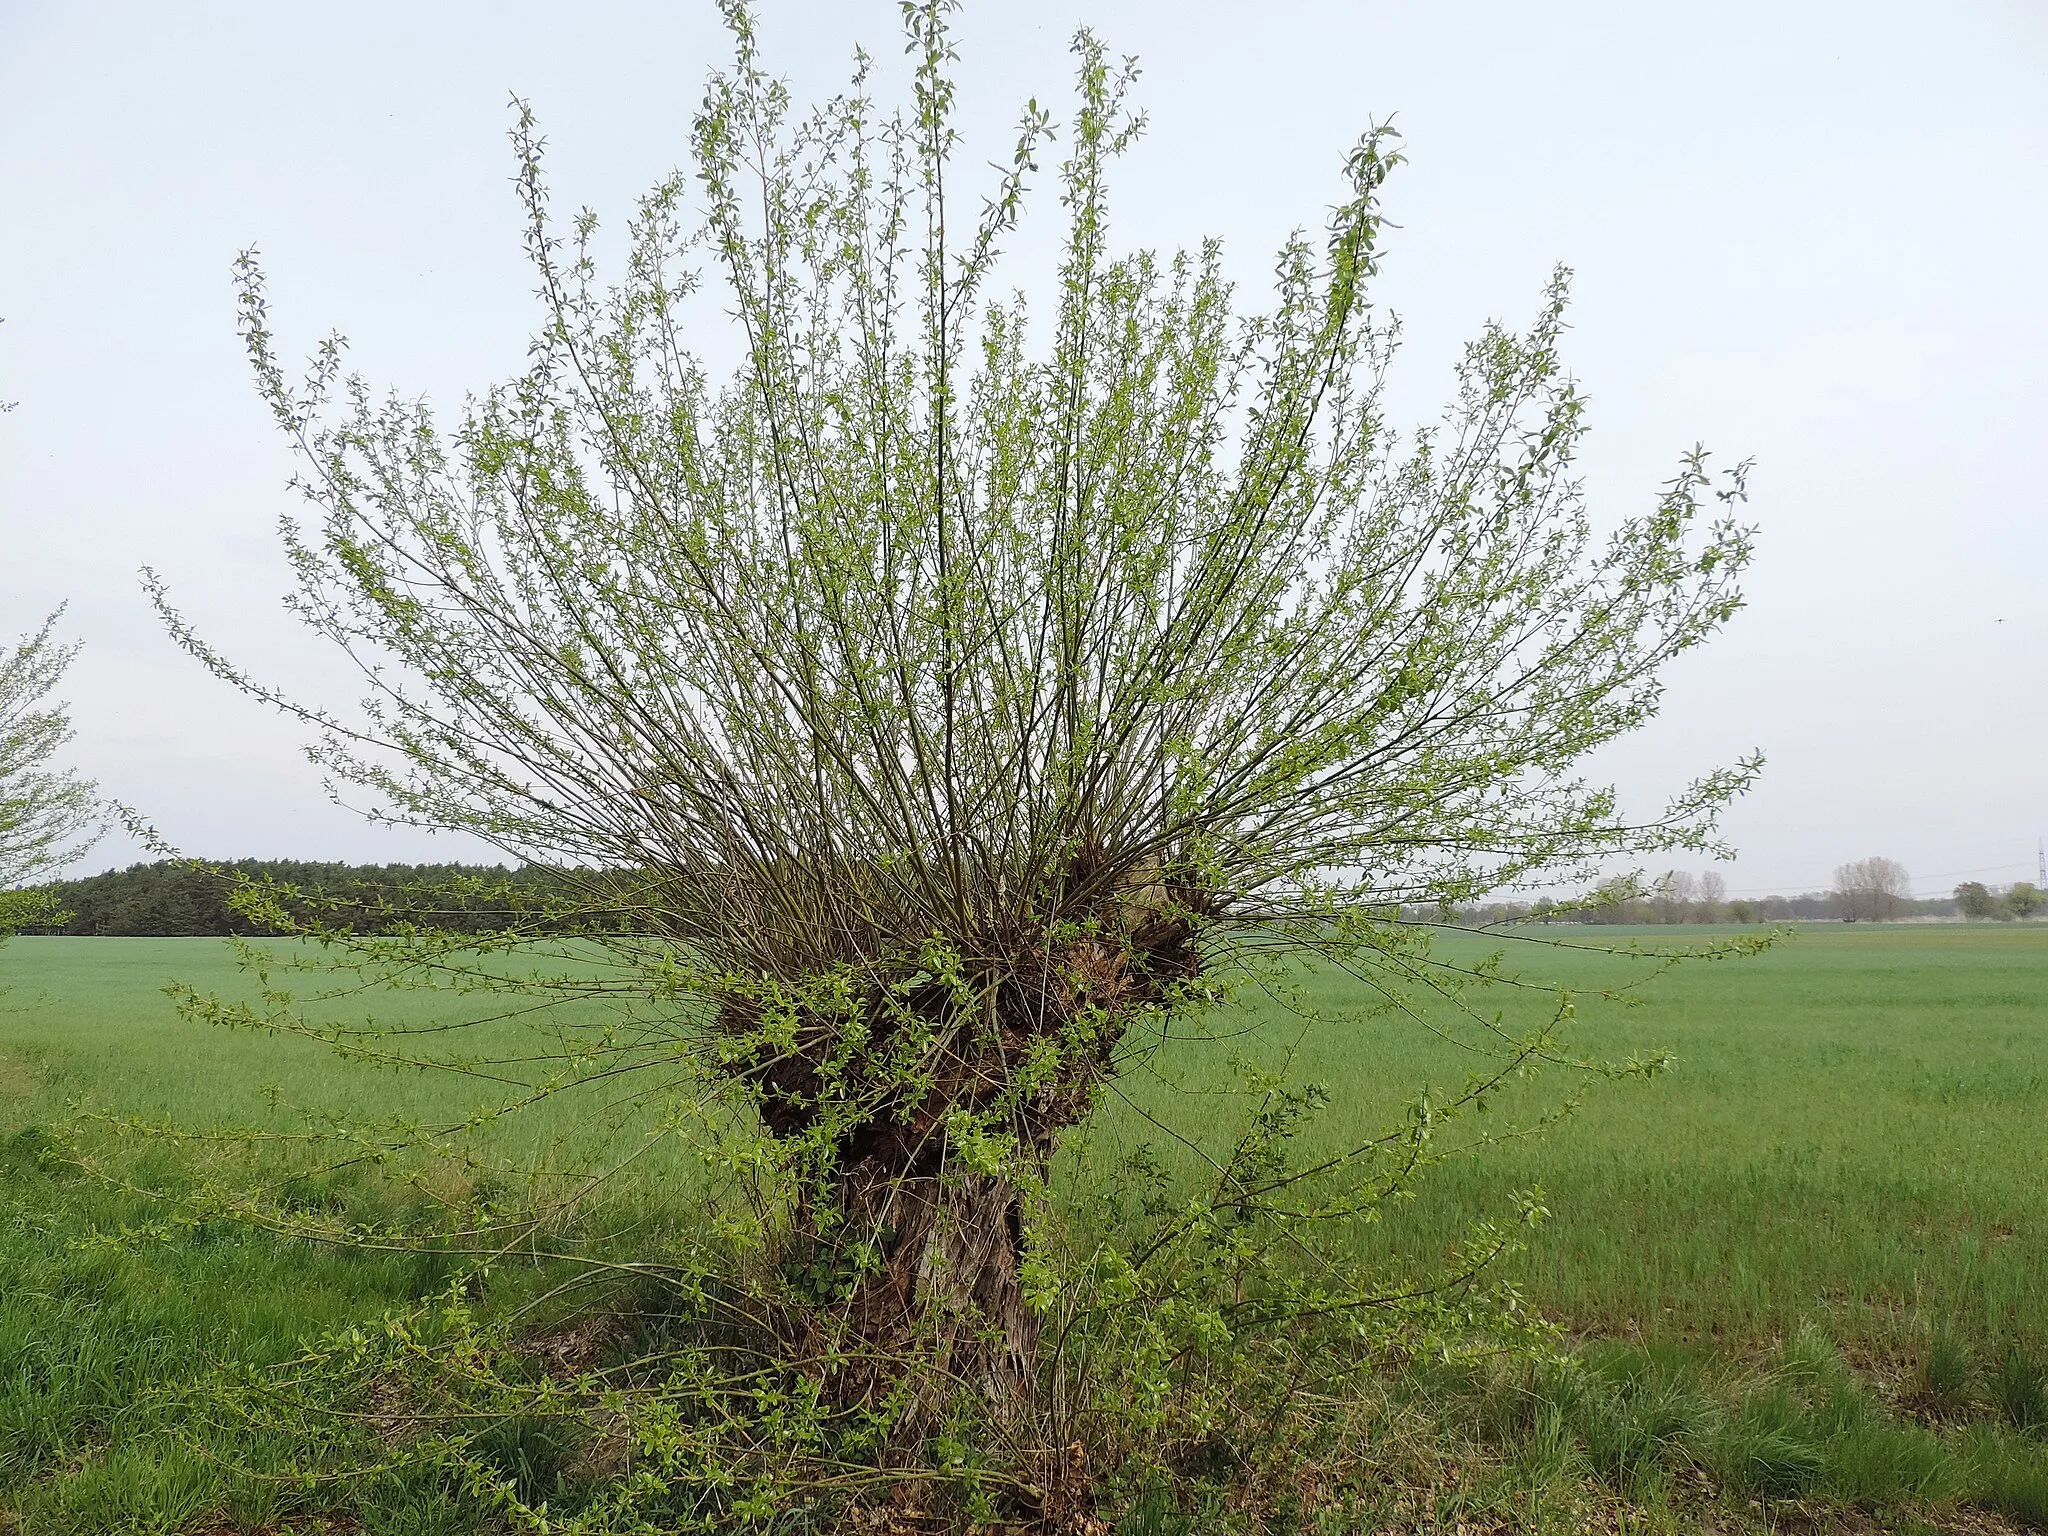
[3,925,2046,1533]
[1102,921,2048,1361]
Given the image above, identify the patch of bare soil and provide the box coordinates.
[524,1312,621,1382]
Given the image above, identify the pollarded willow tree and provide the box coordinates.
[159,3,1754,1412]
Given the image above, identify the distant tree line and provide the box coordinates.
[1436,855,2045,927]
[1953,881,2046,922]
[1444,884,1957,926]
[18,859,588,937]
[23,860,2044,936]
[1440,858,1986,926]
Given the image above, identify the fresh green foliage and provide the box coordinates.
[0,606,102,926]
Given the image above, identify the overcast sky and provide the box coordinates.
[3,1,2044,899]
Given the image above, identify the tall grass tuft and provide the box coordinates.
[1917,1328,1976,1417]
[1993,1347,2048,1435]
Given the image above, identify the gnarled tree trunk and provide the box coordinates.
[727,854,1213,1422]
[830,1161,1040,1416]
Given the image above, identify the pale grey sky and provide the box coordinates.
[2,1,2044,898]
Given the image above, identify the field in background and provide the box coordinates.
[4,926,2044,1359]
[2,925,2045,1530]
[1097,922,2048,1364]
[0,935,697,1189]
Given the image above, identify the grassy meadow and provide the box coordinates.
[1105,921,2048,1360]
[2,925,2045,1532]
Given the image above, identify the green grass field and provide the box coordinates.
[2,925,2045,1532]
[1137,922,2048,1361]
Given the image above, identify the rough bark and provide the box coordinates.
[828,1161,1040,1416]
[724,852,1215,1418]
